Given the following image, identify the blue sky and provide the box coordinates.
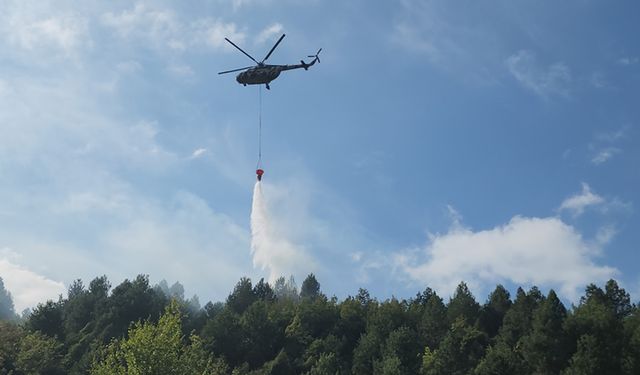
[1,0,639,311]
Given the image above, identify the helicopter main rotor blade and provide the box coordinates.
[261,34,286,63]
[224,38,259,64]
[218,66,253,75]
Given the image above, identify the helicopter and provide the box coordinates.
[218,34,321,90]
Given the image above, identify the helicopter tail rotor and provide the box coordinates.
[308,48,322,64]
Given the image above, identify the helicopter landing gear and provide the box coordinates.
[265,83,270,90]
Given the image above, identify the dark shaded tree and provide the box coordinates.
[520,290,569,374]
[27,300,65,339]
[478,285,511,339]
[415,288,448,350]
[474,340,525,375]
[563,281,630,375]
[16,331,65,375]
[227,277,257,314]
[424,318,488,375]
[0,321,24,373]
[253,278,276,302]
[300,274,321,301]
[0,277,16,321]
[447,282,480,326]
[497,287,543,348]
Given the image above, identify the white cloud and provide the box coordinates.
[395,215,617,301]
[190,148,208,159]
[167,63,195,79]
[506,50,571,98]
[116,60,143,74]
[391,1,501,84]
[595,127,628,143]
[0,67,256,305]
[2,3,89,57]
[558,183,605,217]
[202,19,246,50]
[589,126,628,165]
[618,57,639,66]
[102,3,179,41]
[255,23,284,45]
[0,256,66,312]
[591,147,621,165]
[101,3,245,52]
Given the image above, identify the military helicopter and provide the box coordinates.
[218,34,321,90]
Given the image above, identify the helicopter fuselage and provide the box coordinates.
[236,62,312,86]
[236,65,283,85]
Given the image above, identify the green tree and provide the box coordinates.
[415,288,448,350]
[304,352,338,375]
[497,287,543,348]
[352,331,383,375]
[447,282,480,326]
[241,300,280,368]
[202,307,245,367]
[274,276,299,301]
[0,321,24,374]
[337,296,368,368]
[227,277,257,314]
[623,306,640,375]
[562,334,601,375]
[563,281,630,375]
[95,275,166,341]
[474,341,525,375]
[478,285,511,339]
[253,278,276,302]
[424,318,488,375]
[27,300,65,339]
[0,277,16,321]
[16,331,65,375]
[300,274,321,301]
[91,301,225,375]
[377,326,421,374]
[520,290,569,374]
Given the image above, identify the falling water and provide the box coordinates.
[250,181,312,282]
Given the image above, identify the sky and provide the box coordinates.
[1,0,639,312]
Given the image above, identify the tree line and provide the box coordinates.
[1,274,639,374]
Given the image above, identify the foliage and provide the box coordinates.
[3,274,639,374]
[0,277,16,321]
[0,321,24,374]
[90,300,226,375]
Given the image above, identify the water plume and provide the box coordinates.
[250,181,313,282]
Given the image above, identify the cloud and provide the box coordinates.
[391,1,503,83]
[591,147,621,165]
[101,3,245,52]
[558,183,605,217]
[0,253,66,312]
[102,3,179,44]
[589,126,629,165]
[202,19,246,49]
[617,57,639,66]
[167,63,196,79]
[189,148,208,159]
[255,23,284,45]
[506,50,571,98]
[1,2,89,57]
[395,215,617,301]
[0,62,256,305]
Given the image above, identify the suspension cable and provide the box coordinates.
[257,85,262,168]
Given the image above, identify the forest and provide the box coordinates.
[1,274,640,375]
